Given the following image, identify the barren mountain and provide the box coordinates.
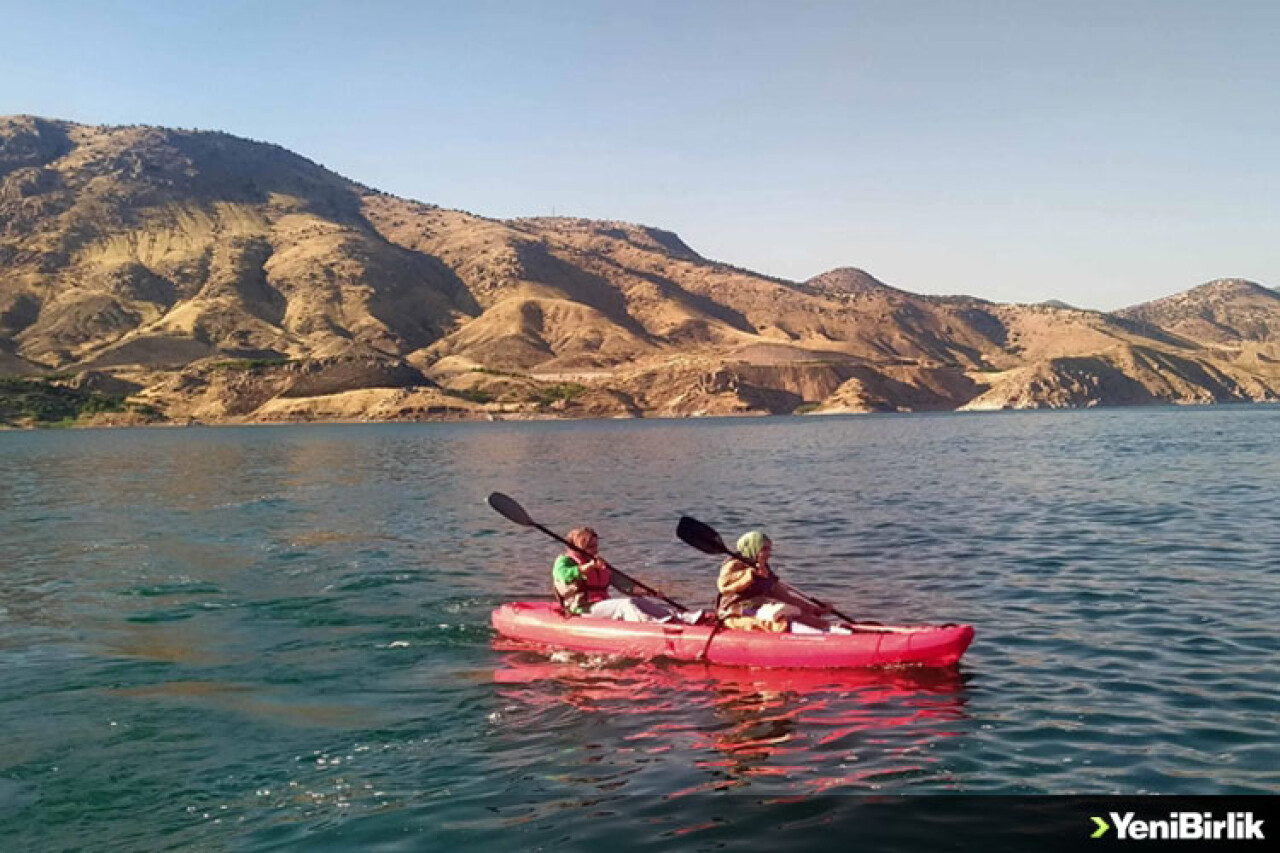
[1114,279,1280,346]
[2,116,1278,426]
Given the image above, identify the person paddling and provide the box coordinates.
[717,531,848,633]
[553,527,700,623]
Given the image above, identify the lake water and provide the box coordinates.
[1,408,1277,849]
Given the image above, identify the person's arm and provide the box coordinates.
[718,560,759,595]
[553,554,584,585]
[552,554,589,614]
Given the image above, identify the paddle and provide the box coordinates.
[487,492,689,613]
[676,515,872,629]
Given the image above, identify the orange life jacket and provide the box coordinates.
[582,562,611,603]
[553,554,613,614]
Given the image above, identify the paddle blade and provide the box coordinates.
[487,492,534,527]
[677,516,730,556]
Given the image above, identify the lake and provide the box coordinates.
[1,407,1277,849]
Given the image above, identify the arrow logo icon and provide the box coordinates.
[1091,816,1110,838]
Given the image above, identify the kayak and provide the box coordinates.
[491,601,974,669]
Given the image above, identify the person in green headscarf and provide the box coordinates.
[716,531,837,632]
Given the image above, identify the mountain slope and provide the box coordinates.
[0,115,475,370]
[1114,279,1280,346]
[3,115,1278,423]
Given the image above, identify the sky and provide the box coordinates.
[3,0,1278,310]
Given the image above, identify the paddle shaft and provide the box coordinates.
[678,516,920,635]
[696,593,723,661]
[735,550,915,632]
[677,515,905,631]
[528,522,689,614]
[715,546,844,618]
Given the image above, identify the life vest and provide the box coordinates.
[583,562,611,603]
[717,558,777,614]
[553,554,612,614]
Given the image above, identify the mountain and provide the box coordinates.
[1114,279,1280,346]
[0,115,470,367]
[2,115,1278,425]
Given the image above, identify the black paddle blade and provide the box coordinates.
[487,492,534,527]
[676,516,730,555]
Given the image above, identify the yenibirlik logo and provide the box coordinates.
[1091,812,1265,841]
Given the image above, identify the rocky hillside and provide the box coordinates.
[1114,279,1280,346]
[2,115,1278,425]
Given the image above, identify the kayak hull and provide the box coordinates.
[491,601,974,669]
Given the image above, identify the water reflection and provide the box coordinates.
[492,648,970,794]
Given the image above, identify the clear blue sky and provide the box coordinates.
[4,0,1277,309]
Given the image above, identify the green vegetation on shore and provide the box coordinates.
[444,379,588,409]
[529,382,586,407]
[0,376,160,426]
[447,387,495,404]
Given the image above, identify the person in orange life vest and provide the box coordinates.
[717,531,838,633]
[552,527,689,622]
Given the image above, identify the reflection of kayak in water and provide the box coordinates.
[492,651,971,794]
[493,652,969,697]
[492,601,974,668]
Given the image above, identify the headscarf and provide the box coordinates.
[736,531,771,560]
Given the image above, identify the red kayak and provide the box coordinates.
[492,601,974,669]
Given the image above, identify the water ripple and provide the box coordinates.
[0,410,1278,850]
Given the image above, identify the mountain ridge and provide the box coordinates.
[2,116,1278,425]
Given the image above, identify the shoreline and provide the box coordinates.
[3,397,1276,432]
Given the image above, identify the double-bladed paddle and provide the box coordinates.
[487,492,688,613]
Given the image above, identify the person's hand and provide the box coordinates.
[572,548,605,567]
